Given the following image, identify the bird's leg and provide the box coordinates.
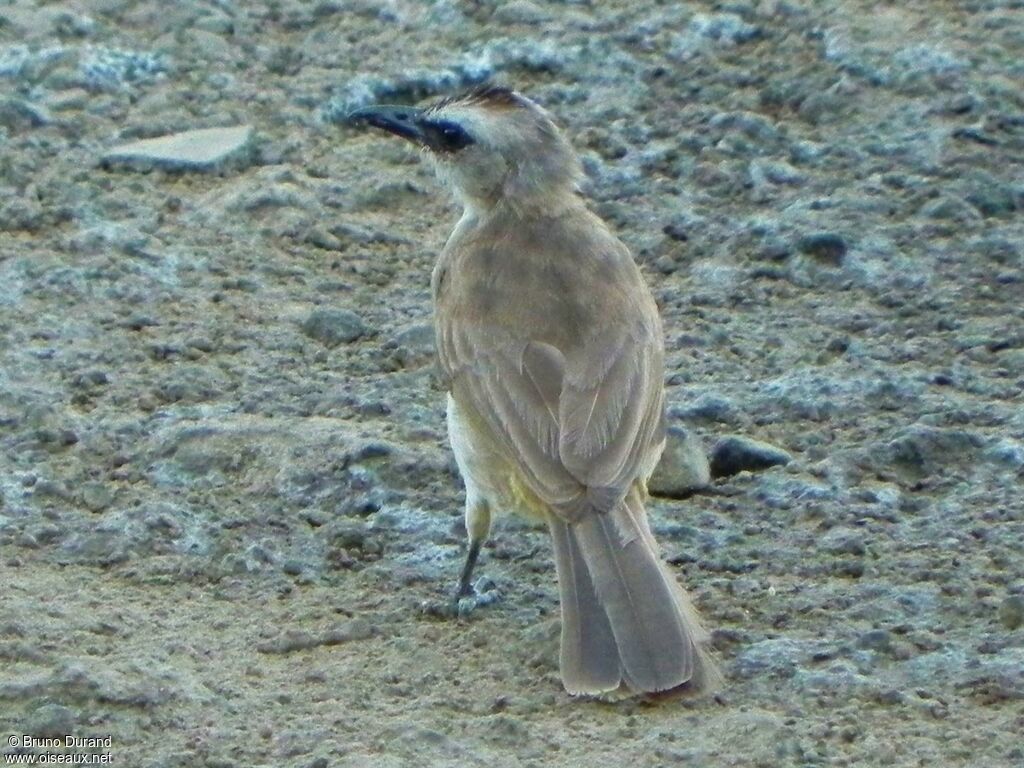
[449,498,497,616]
[455,536,483,599]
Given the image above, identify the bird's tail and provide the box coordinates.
[548,489,720,696]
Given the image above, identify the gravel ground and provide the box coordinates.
[1,1,1022,766]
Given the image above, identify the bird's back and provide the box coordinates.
[433,201,662,369]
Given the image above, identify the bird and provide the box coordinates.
[348,85,718,697]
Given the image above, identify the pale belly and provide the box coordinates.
[446,393,550,524]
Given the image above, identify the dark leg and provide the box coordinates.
[448,498,496,616]
[455,536,483,600]
[419,500,497,619]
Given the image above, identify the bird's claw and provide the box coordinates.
[454,575,499,618]
[420,577,500,619]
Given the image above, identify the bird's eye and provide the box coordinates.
[430,120,474,152]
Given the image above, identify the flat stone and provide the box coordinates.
[101,125,254,172]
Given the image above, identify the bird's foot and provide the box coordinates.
[420,576,500,619]
[455,575,500,618]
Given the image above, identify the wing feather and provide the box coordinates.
[440,319,664,521]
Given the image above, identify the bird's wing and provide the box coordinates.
[439,318,665,520]
[558,331,665,496]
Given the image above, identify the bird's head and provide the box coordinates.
[348,85,583,215]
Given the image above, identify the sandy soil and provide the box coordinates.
[1,1,1022,766]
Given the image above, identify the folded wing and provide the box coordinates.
[438,318,665,520]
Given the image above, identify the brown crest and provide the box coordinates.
[426,84,525,113]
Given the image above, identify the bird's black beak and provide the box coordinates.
[347,104,427,145]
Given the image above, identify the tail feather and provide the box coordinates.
[550,520,620,694]
[549,491,718,695]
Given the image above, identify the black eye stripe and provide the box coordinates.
[422,119,474,152]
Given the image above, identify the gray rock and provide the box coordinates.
[708,110,781,144]
[919,195,983,222]
[999,596,1024,631]
[985,439,1024,470]
[648,426,711,496]
[751,473,841,513]
[30,524,62,545]
[794,661,876,698]
[902,647,1024,703]
[689,13,761,45]
[492,1,552,24]
[821,528,867,556]
[750,159,805,187]
[185,29,235,62]
[157,426,254,482]
[323,37,585,121]
[672,11,763,61]
[256,619,375,654]
[25,703,77,737]
[101,126,254,172]
[59,529,129,565]
[79,481,113,513]
[58,502,207,565]
[0,43,68,83]
[330,221,410,246]
[325,519,382,557]
[962,172,1019,217]
[78,45,166,91]
[881,426,984,477]
[154,364,231,405]
[755,370,923,423]
[822,29,888,86]
[891,44,967,87]
[856,629,893,654]
[733,638,828,680]
[0,96,52,129]
[670,393,741,424]
[710,435,792,478]
[796,232,848,265]
[797,91,849,125]
[391,323,436,368]
[301,308,367,347]
[0,195,45,233]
